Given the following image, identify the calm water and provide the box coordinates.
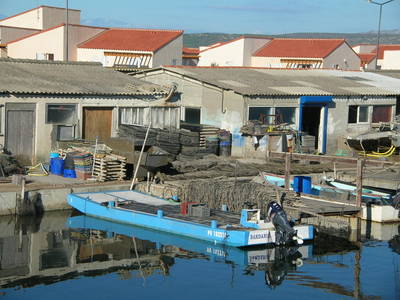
[0,211,399,300]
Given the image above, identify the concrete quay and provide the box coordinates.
[0,175,366,241]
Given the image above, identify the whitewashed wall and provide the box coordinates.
[7,25,65,60]
[251,56,282,68]
[382,50,400,70]
[198,38,245,66]
[7,25,105,61]
[0,7,80,30]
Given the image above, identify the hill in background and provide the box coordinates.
[183,30,400,48]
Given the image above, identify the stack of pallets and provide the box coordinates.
[93,154,126,182]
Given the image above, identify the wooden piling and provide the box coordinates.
[356,158,364,208]
[284,152,291,190]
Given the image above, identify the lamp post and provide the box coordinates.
[367,0,395,70]
[65,0,69,62]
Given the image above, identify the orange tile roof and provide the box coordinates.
[253,38,346,58]
[78,28,183,52]
[359,53,376,64]
[182,47,200,55]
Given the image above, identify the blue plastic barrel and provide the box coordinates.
[50,152,59,159]
[63,169,76,178]
[50,158,65,176]
[302,176,312,195]
[293,176,303,193]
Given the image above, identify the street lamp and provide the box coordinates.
[367,0,395,70]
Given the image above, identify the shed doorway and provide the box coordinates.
[299,96,332,154]
[5,104,36,164]
[83,107,113,142]
[301,106,321,150]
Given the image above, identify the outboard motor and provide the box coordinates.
[267,201,303,245]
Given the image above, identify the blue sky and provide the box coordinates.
[0,0,399,34]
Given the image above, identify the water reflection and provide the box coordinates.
[0,212,398,299]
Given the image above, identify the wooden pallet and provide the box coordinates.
[93,155,127,182]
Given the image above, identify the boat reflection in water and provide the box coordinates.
[0,212,396,299]
[0,213,177,289]
[0,212,310,290]
[68,215,311,289]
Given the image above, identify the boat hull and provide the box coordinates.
[67,191,313,247]
[68,215,313,267]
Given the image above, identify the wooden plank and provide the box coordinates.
[6,109,35,165]
[268,151,396,167]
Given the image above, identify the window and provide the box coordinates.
[249,107,272,124]
[275,107,296,124]
[348,105,369,124]
[185,107,200,124]
[372,105,392,123]
[298,64,312,69]
[46,104,76,124]
[120,107,179,129]
[57,125,75,141]
[36,53,54,61]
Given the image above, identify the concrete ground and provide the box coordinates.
[0,173,130,192]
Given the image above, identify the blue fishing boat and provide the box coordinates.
[67,190,314,247]
[68,215,312,270]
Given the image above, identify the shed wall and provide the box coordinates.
[0,94,172,162]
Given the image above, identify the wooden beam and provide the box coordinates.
[284,152,291,190]
[267,151,395,167]
[356,158,364,207]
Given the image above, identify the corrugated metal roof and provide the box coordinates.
[154,66,400,96]
[0,58,168,96]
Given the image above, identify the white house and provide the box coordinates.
[198,36,272,67]
[0,5,80,30]
[0,6,183,68]
[77,28,183,68]
[7,23,106,61]
[252,38,360,70]
[382,51,400,70]
[353,44,400,70]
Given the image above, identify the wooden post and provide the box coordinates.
[284,152,291,191]
[356,158,364,207]
[130,123,151,190]
[146,171,150,193]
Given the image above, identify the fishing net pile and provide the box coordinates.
[0,154,24,176]
[176,177,297,214]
